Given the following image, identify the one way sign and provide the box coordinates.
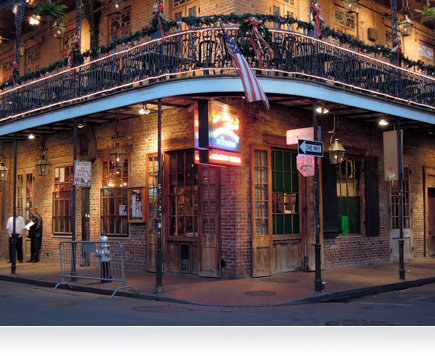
[298,139,323,157]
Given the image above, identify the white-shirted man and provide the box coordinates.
[6,210,25,263]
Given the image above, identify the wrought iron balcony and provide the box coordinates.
[0,27,434,120]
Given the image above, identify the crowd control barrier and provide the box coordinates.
[54,241,139,298]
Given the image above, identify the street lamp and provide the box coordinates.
[328,138,346,164]
[398,15,413,37]
[0,162,9,181]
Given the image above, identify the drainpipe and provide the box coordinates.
[313,100,324,292]
[397,119,405,279]
[11,134,17,274]
[154,99,163,294]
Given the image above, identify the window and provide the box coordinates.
[390,168,410,229]
[53,165,73,235]
[109,6,131,51]
[61,30,76,60]
[385,29,393,48]
[25,45,41,74]
[1,57,13,84]
[336,159,361,234]
[419,42,434,66]
[335,8,356,29]
[101,159,129,236]
[168,150,198,238]
[272,150,300,235]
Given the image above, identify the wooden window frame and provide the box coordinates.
[100,158,129,237]
[336,158,362,235]
[53,164,73,236]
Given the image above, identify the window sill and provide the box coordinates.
[52,234,73,239]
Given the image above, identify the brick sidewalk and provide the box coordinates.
[1,257,435,306]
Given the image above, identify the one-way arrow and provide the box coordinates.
[298,139,323,157]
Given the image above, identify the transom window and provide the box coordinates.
[336,159,361,234]
[53,165,73,235]
[101,159,129,236]
[272,150,300,235]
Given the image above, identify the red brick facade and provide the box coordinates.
[0,0,433,279]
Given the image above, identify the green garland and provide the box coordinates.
[237,17,273,60]
[1,13,433,91]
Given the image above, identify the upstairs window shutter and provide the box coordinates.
[365,156,380,236]
[322,156,339,238]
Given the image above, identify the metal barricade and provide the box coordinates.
[54,241,139,299]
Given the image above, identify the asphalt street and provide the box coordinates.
[1,279,435,326]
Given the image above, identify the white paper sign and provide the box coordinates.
[73,160,92,187]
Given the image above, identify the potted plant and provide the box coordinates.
[34,0,68,23]
[415,6,435,23]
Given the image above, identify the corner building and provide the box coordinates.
[0,0,434,280]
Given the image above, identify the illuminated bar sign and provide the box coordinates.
[194,101,242,167]
[195,149,242,167]
[195,101,241,152]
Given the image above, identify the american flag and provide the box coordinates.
[222,28,270,111]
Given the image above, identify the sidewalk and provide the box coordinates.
[1,257,435,306]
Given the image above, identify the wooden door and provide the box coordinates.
[428,188,435,256]
[425,167,435,256]
[165,150,199,274]
[389,168,413,259]
[251,146,273,277]
[198,166,220,277]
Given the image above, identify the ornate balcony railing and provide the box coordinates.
[1,27,434,121]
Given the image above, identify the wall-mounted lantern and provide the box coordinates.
[342,0,359,13]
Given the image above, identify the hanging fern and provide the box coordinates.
[34,0,68,21]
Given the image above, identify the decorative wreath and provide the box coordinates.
[237,17,273,66]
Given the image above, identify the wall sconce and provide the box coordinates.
[138,104,150,115]
[342,0,359,13]
[328,114,346,165]
[0,162,9,181]
[36,137,51,176]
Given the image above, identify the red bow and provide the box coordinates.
[311,4,322,38]
[157,2,168,40]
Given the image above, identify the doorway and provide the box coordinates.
[389,168,413,259]
[424,167,435,257]
[251,146,306,277]
[164,150,221,277]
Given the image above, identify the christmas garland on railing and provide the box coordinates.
[1,13,433,91]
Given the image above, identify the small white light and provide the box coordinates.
[139,104,150,115]
[28,134,35,139]
[316,106,329,114]
[379,119,389,126]
[29,15,40,25]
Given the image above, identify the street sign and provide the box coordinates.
[286,127,321,145]
[298,139,323,157]
[297,154,315,177]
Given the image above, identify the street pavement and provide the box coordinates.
[1,257,435,306]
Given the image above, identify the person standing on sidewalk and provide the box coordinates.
[6,210,25,263]
[28,207,43,263]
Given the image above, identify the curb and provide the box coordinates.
[1,274,435,308]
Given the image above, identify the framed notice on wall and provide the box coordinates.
[73,160,92,187]
[128,187,146,223]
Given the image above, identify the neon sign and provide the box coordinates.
[195,149,242,167]
[208,102,241,152]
